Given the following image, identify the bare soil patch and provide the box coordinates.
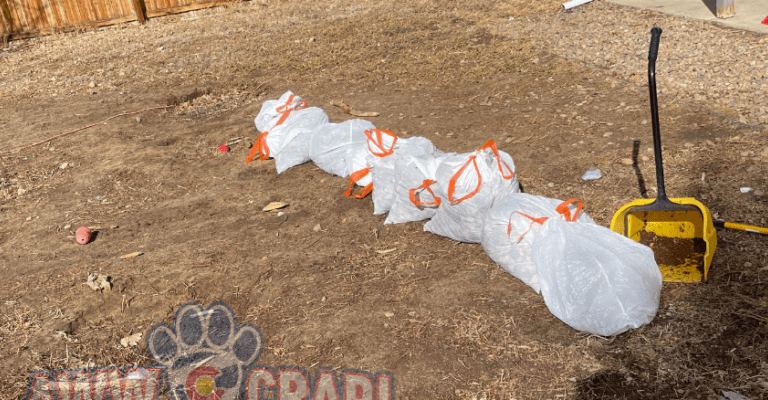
[1,1,767,399]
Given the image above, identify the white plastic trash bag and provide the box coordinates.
[481,194,595,293]
[247,91,313,165]
[309,120,375,177]
[424,140,520,243]
[384,151,452,225]
[264,107,330,174]
[533,217,663,336]
[369,136,438,215]
[254,91,304,133]
[345,128,398,198]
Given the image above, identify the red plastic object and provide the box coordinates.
[762,15,768,25]
[218,144,230,153]
[76,226,91,245]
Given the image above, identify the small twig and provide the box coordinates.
[253,81,269,96]
[139,272,163,297]
[733,311,768,323]
[0,105,177,157]
[330,100,379,117]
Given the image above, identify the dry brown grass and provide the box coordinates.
[1,0,767,399]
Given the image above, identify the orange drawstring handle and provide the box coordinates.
[478,140,515,179]
[555,199,584,222]
[506,199,585,242]
[409,179,441,207]
[245,95,307,162]
[345,167,373,199]
[507,212,550,243]
[247,130,270,162]
[342,129,397,199]
[447,154,481,204]
[447,140,516,205]
[364,129,398,158]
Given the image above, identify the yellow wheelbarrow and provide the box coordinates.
[610,28,716,283]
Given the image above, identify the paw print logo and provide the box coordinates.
[146,302,263,400]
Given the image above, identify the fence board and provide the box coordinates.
[46,0,62,27]
[15,0,27,30]
[16,0,29,30]
[23,0,34,29]
[33,0,49,29]
[2,0,229,40]
[1,0,14,33]
[130,0,144,23]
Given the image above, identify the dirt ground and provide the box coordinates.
[1,0,767,399]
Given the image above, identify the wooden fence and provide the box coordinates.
[0,0,227,42]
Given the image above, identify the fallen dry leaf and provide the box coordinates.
[120,252,144,259]
[120,332,142,348]
[376,248,397,254]
[263,202,288,212]
[330,100,379,117]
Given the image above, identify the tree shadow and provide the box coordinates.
[701,0,717,17]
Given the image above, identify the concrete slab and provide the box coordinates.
[606,0,768,34]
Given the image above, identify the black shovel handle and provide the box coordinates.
[648,27,669,201]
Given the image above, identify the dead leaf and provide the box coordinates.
[120,332,142,348]
[330,100,379,117]
[86,273,112,292]
[120,252,143,259]
[263,202,289,212]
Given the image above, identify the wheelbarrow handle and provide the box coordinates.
[713,220,768,235]
[647,27,669,201]
[649,27,662,63]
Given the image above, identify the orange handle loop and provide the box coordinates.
[506,199,585,242]
[248,130,271,161]
[345,167,373,199]
[245,95,307,162]
[447,155,481,204]
[409,179,441,207]
[555,199,583,222]
[507,212,549,242]
[245,139,261,163]
[364,129,398,158]
[447,140,517,204]
[479,139,515,180]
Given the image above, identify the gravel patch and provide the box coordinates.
[523,1,768,127]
